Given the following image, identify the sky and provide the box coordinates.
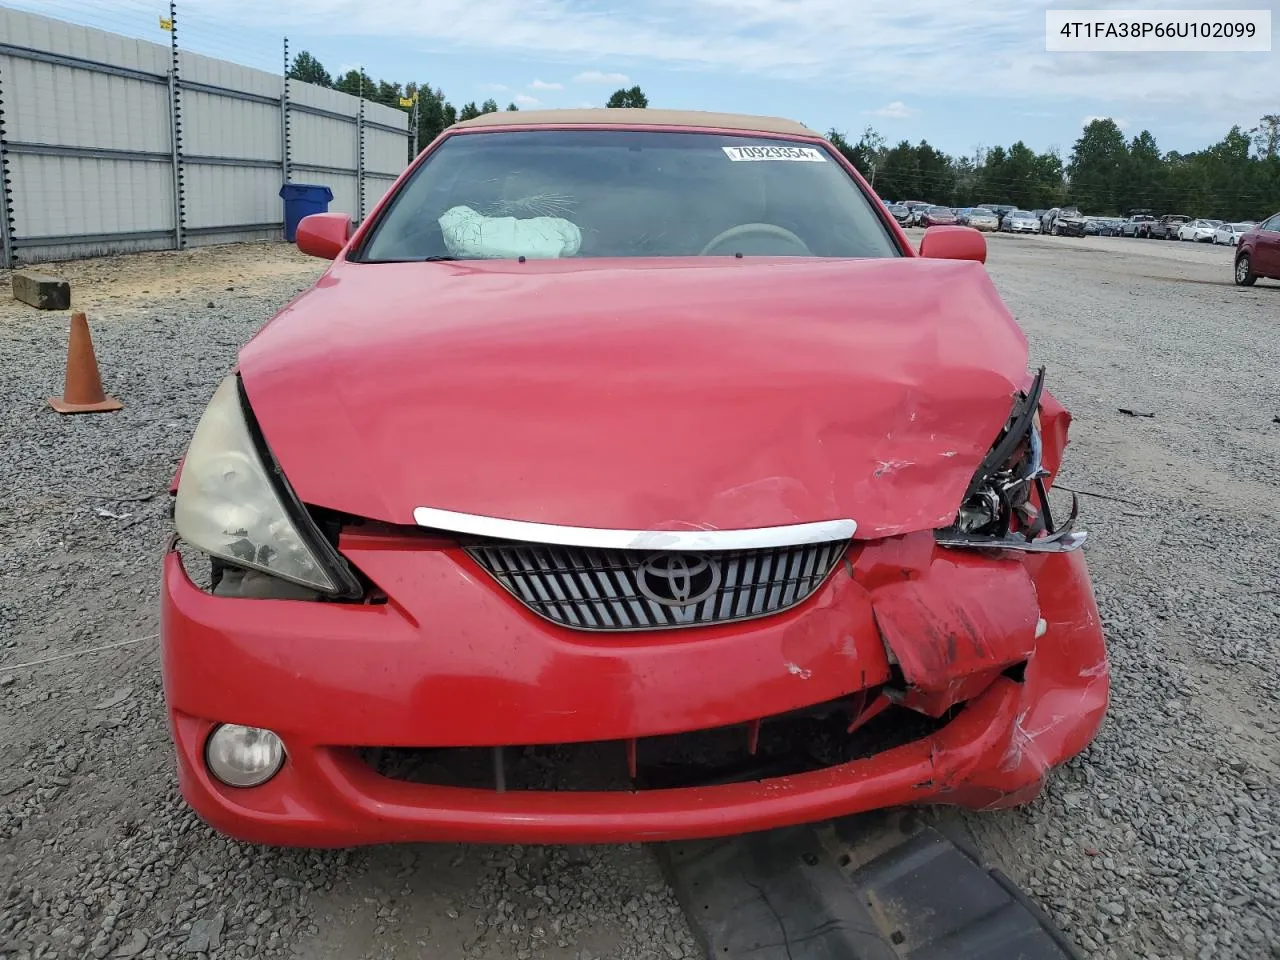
[17,0,1280,159]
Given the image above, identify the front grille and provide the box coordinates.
[466,539,849,631]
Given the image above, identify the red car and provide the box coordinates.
[162,109,1109,847]
[1235,211,1280,285]
[921,205,958,227]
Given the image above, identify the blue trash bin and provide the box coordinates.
[279,183,334,242]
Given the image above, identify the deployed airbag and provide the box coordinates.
[438,204,582,259]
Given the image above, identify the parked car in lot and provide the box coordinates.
[921,205,958,227]
[1119,214,1154,238]
[161,107,1107,847]
[1214,221,1254,245]
[989,204,1017,227]
[1003,210,1040,234]
[905,201,932,226]
[963,208,1000,231]
[887,203,912,227]
[1177,219,1221,242]
[1148,214,1190,240]
[1045,207,1087,236]
[1234,212,1280,285]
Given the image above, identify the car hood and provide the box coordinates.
[238,257,1029,539]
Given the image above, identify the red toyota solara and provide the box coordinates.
[161,109,1109,847]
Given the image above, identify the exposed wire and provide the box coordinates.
[0,635,158,674]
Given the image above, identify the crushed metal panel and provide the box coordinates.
[658,814,1082,960]
[870,553,1038,716]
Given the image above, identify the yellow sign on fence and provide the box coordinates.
[399,97,414,108]
[159,16,173,31]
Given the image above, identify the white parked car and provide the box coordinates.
[1177,219,1221,242]
[1003,210,1041,234]
[1214,221,1255,245]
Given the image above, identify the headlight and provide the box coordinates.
[937,367,1084,553]
[175,375,355,594]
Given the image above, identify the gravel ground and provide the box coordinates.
[0,235,1277,960]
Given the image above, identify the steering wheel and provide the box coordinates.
[699,222,812,256]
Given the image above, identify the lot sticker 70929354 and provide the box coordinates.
[722,145,827,162]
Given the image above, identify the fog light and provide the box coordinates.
[205,724,284,787]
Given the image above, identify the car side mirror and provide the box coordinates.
[919,225,986,263]
[296,212,353,260]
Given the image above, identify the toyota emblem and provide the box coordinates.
[635,552,722,607]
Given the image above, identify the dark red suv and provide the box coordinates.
[1235,213,1280,286]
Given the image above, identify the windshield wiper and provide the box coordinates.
[356,255,463,264]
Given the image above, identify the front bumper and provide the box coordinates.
[161,535,1109,847]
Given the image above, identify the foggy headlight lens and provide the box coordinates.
[175,375,337,593]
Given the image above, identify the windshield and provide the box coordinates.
[927,206,952,215]
[357,129,900,261]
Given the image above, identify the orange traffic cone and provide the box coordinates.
[48,311,123,414]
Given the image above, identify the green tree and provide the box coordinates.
[333,68,374,99]
[1117,131,1165,211]
[1067,118,1128,212]
[458,101,482,121]
[826,126,886,183]
[506,102,520,111]
[1032,150,1066,207]
[412,84,457,146]
[288,51,332,87]
[480,98,500,114]
[914,141,955,201]
[1250,114,1280,160]
[877,140,922,200]
[606,85,648,108]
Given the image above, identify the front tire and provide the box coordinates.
[1051,223,1060,236]
[1235,254,1257,286]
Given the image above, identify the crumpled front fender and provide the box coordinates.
[868,548,1039,716]
[850,534,1108,805]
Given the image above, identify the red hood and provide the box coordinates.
[238,257,1028,539]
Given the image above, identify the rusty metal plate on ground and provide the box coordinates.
[656,812,1082,960]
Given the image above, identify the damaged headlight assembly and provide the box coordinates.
[936,367,1085,553]
[174,375,360,597]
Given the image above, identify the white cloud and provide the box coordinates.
[481,83,510,92]
[573,70,631,85]
[149,0,1279,128]
[530,78,564,90]
[867,101,917,119]
[515,93,541,105]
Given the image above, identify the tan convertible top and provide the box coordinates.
[452,108,817,137]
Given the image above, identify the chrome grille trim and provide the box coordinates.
[414,506,856,551]
[466,539,850,632]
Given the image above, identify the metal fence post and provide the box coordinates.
[356,76,365,223]
[0,57,14,269]
[167,0,185,250]
[280,37,290,188]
